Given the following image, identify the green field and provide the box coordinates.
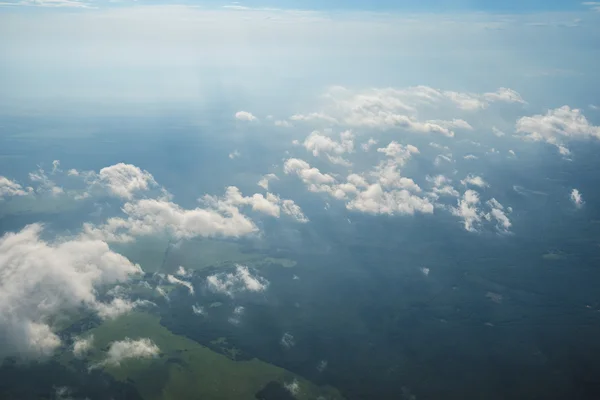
[74,312,344,400]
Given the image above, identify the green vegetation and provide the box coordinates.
[79,312,344,400]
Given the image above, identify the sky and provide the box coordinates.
[1,1,600,397]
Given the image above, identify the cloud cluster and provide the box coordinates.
[302,130,354,166]
[516,106,600,155]
[206,265,269,297]
[72,335,94,358]
[451,191,511,233]
[286,85,524,137]
[100,338,160,367]
[166,274,194,295]
[0,224,142,358]
[0,176,31,198]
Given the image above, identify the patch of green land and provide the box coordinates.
[79,312,344,400]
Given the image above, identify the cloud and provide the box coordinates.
[100,338,159,367]
[303,130,354,165]
[258,173,279,190]
[280,332,295,348]
[583,2,600,12]
[376,141,419,166]
[484,198,512,233]
[427,175,460,199]
[29,167,64,196]
[228,150,241,159]
[192,304,206,316]
[98,163,157,200]
[175,266,192,278]
[235,111,258,121]
[167,274,194,294]
[281,199,309,223]
[452,192,512,232]
[284,158,336,192]
[289,86,524,137]
[346,183,434,215]
[72,335,94,358]
[492,126,506,137]
[464,154,478,160]
[1,0,91,8]
[361,138,378,151]
[0,224,142,358]
[0,176,31,198]
[461,174,488,188]
[516,106,600,155]
[274,120,293,127]
[82,195,259,243]
[95,298,151,319]
[206,265,269,297]
[284,379,300,396]
[451,190,482,232]
[571,188,584,208]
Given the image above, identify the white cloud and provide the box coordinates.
[192,304,206,316]
[95,298,151,319]
[258,173,279,190]
[427,175,460,199]
[451,190,482,232]
[206,265,269,297]
[228,150,241,159]
[571,188,584,208]
[281,199,309,223]
[51,160,61,174]
[235,111,258,121]
[463,154,478,160]
[2,0,91,8]
[303,130,354,164]
[461,174,488,188]
[82,195,259,243]
[167,274,194,295]
[484,198,512,233]
[361,138,378,151]
[29,168,63,196]
[284,379,300,396]
[284,158,336,193]
[288,86,523,136]
[492,126,506,137]
[72,335,94,358]
[175,266,192,278]
[346,184,433,215]
[98,163,157,200]
[516,106,600,155]
[376,141,419,166]
[0,224,142,357]
[583,2,600,12]
[280,332,295,348]
[274,119,293,127]
[0,176,31,198]
[101,338,159,366]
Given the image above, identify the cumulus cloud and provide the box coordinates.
[167,274,194,294]
[376,141,419,166]
[571,188,584,208]
[95,298,152,319]
[452,192,511,232]
[280,332,295,348]
[73,335,94,358]
[235,111,258,121]
[100,338,160,367]
[347,184,434,215]
[29,167,63,196]
[361,138,378,151]
[0,176,31,198]
[451,190,482,232]
[192,304,206,316]
[82,195,259,243]
[206,265,269,297]
[228,150,241,159]
[289,85,523,136]
[303,130,354,165]
[516,106,600,155]
[281,199,309,223]
[284,158,336,193]
[258,173,278,190]
[427,175,460,199]
[98,163,157,200]
[0,224,142,358]
[461,174,488,188]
